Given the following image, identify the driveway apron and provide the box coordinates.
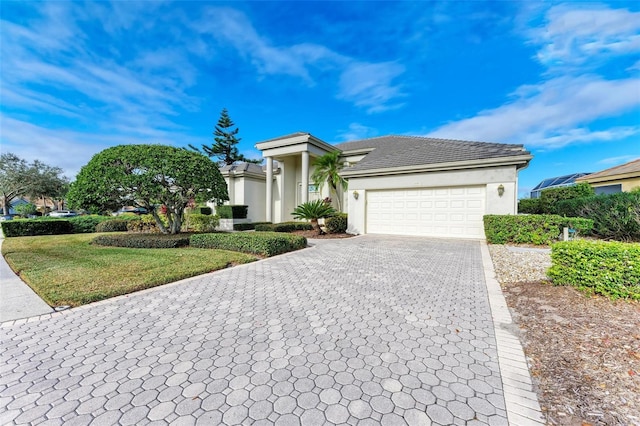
[2,235,509,425]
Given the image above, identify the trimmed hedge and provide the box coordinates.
[95,219,130,233]
[216,205,248,219]
[1,219,73,237]
[539,182,595,214]
[548,240,640,300]
[69,215,114,233]
[517,198,543,214]
[183,213,219,233]
[93,233,192,248]
[325,213,348,234]
[254,222,313,232]
[484,214,594,245]
[233,222,272,231]
[190,232,307,257]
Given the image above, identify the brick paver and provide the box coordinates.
[1,235,514,425]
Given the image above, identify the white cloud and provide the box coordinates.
[428,76,640,147]
[196,6,406,113]
[338,62,406,114]
[0,115,201,179]
[598,155,640,165]
[532,4,640,67]
[429,3,640,150]
[336,123,379,141]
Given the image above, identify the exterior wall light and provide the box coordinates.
[353,190,359,200]
[497,184,505,197]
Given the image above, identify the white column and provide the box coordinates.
[266,157,273,222]
[301,151,309,204]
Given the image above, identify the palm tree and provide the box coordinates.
[292,199,336,235]
[311,151,347,211]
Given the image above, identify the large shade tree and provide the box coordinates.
[311,151,347,211]
[67,145,229,234]
[189,108,261,165]
[0,153,68,215]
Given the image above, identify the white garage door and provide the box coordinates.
[366,186,486,238]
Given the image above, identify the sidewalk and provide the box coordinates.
[0,239,53,322]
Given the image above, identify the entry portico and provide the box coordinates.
[255,132,336,223]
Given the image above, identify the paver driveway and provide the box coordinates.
[1,235,508,425]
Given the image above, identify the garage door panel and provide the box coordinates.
[366,186,486,239]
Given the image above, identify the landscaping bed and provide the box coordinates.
[489,245,640,426]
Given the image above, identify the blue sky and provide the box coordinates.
[1,1,639,198]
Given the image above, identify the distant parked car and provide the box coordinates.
[112,207,148,216]
[0,214,14,221]
[48,210,78,218]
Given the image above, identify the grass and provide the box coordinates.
[1,233,257,307]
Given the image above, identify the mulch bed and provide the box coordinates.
[502,281,640,425]
[291,230,355,239]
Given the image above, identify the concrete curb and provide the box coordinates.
[480,242,546,425]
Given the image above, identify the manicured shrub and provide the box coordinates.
[325,213,348,234]
[216,205,248,219]
[183,213,219,233]
[1,219,73,237]
[548,240,640,300]
[190,232,307,257]
[195,206,212,215]
[483,214,594,245]
[95,219,129,233]
[127,214,167,233]
[233,222,272,231]
[539,182,595,214]
[556,192,640,241]
[517,198,543,214]
[68,215,114,233]
[93,233,191,248]
[254,222,313,232]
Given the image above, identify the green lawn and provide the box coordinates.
[2,233,257,307]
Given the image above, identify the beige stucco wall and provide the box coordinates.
[590,177,640,192]
[346,166,520,235]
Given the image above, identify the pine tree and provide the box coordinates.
[189,108,261,166]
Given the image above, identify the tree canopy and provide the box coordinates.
[67,145,229,233]
[0,153,68,215]
[311,151,347,211]
[189,108,261,165]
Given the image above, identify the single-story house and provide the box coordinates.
[575,158,640,195]
[220,132,532,239]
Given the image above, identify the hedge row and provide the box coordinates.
[483,214,594,245]
[93,233,192,248]
[555,191,640,241]
[1,220,74,237]
[216,205,248,219]
[233,222,272,231]
[548,240,640,300]
[190,232,307,257]
[325,214,348,234]
[255,222,313,232]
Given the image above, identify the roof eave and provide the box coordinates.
[341,154,533,178]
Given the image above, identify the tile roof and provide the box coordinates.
[334,135,529,172]
[219,162,265,174]
[576,158,640,180]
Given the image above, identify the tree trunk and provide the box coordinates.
[311,219,322,236]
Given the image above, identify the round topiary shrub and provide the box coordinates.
[325,213,348,234]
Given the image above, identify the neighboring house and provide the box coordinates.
[237,132,532,239]
[6,197,29,215]
[575,158,640,195]
[529,172,591,199]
